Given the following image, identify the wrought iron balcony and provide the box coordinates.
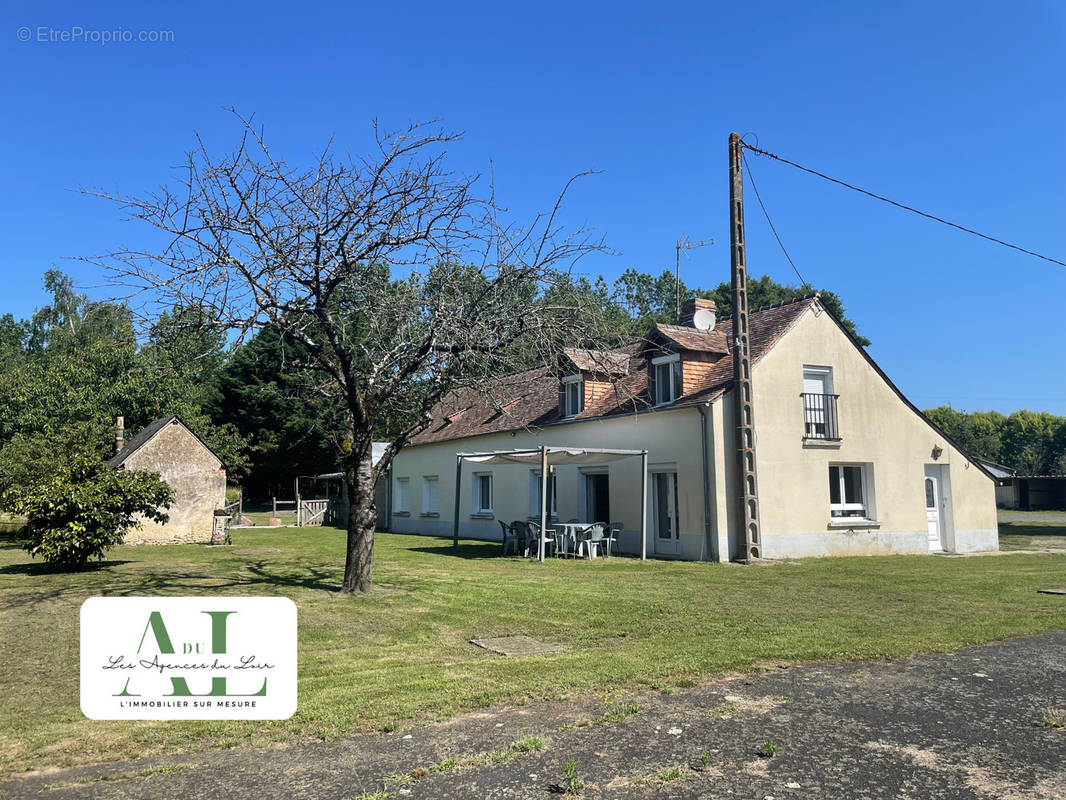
[801,392,841,440]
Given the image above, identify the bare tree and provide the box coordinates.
[91,111,609,592]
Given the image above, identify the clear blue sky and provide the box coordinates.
[3,1,1064,413]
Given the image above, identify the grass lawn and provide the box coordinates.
[2,527,1066,777]
[997,510,1066,552]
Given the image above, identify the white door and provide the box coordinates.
[925,475,942,550]
[653,472,680,555]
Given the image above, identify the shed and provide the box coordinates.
[107,415,227,543]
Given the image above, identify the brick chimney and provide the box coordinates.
[680,297,717,329]
[115,416,124,454]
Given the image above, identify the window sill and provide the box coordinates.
[470,512,494,520]
[527,515,559,522]
[827,519,881,529]
[803,437,843,448]
[393,511,410,518]
[419,512,439,518]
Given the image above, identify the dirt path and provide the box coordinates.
[4,632,1065,799]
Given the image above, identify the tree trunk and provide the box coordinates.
[342,449,377,593]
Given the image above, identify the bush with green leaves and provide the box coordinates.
[5,456,172,568]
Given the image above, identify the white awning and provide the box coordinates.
[456,447,644,466]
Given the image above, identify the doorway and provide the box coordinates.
[585,473,610,526]
[653,471,680,555]
[923,464,950,551]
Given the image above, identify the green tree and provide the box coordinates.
[5,453,172,568]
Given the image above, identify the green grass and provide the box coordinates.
[1,527,1065,776]
[997,521,1066,552]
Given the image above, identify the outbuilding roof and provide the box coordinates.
[106,415,221,469]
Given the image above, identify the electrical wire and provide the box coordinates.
[742,142,1066,269]
[741,151,809,287]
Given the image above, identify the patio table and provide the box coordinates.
[554,522,598,558]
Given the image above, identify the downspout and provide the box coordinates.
[695,403,717,562]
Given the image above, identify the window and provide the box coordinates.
[652,354,682,406]
[421,476,439,515]
[394,477,410,514]
[561,374,584,417]
[828,464,871,519]
[473,473,493,514]
[802,366,839,439]
[529,471,558,517]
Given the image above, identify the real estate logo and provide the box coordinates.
[80,597,297,720]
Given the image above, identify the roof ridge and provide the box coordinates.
[749,293,818,315]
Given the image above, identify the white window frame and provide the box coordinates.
[562,374,584,418]
[529,470,558,518]
[803,365,835,439]
[473,472,493,515]
[828,463,873,520]
[651,353,682,406]
[393,476,410,514]
[421,475,439,515]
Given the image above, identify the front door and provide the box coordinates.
[653,471,680,555]
[925,474,942,551]
[585,473,610,526]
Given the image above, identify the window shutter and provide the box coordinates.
[559,381,567,416]
[648,362,658,405]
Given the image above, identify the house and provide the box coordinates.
[107,415,227,544]
[387,295,998,560]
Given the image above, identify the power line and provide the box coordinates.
[742,142,1066,269]
[741,151,809,287]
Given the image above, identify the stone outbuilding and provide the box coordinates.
[107,415,227,544]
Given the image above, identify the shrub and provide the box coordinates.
[5,455,172,568]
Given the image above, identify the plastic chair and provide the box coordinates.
[511,520,531,556]
[527,520,557,558]
[575,523,606,559]
[499,520,520,556]
[604,522,622,557]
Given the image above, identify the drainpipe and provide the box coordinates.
[694,404,717,562]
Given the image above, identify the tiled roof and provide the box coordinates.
[106,415,179,468]
[652,323,729,354]
[563,348,631,375]
[407,296,816,446]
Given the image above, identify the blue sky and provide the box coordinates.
[3,1,1064,413]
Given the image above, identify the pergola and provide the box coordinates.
[453,446,649,562]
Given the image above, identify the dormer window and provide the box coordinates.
[651,354,682,406]
[561,374,584,418]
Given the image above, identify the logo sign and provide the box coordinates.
[81,597,297,720]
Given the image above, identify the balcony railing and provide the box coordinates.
[801,392,841,440]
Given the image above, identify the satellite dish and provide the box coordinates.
[692,308,716,332]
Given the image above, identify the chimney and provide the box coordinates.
[115,416,124,454]
[680,297,717,331]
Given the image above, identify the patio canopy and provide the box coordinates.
[453,446,649,562]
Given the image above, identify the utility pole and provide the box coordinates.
[729,132,761,562]
[674,234,714,322]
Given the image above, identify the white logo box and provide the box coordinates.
[81,596,297,720]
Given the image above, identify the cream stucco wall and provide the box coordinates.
[390,301,998,561]
[390,408,715,559]
[746,304,998,556]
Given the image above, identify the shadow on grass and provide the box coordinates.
[409,542,507,560]
[0,559,134,575]
[999,523,1066,538]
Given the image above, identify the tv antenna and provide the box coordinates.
[675,234,714,321]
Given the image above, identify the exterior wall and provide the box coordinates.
[390,408,714,559]
[747,305,998,556]
[119,423,226,544]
